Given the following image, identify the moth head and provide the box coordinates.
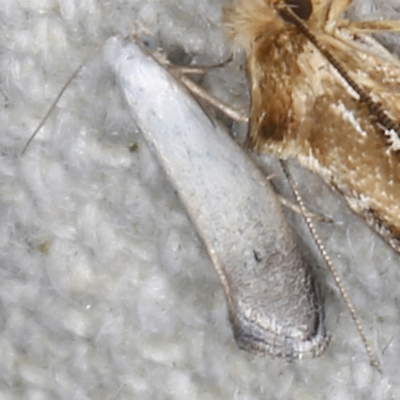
[224,0,314,50]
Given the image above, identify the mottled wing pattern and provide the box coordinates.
[247,25,400,252]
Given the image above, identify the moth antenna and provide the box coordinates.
[21,46,102,155]
[278,4,400,140]
[280,160,382,372]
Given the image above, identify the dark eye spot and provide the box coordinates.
[284,0,313,21]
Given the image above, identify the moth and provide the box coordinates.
[225,0,400,254]
[22,0,397,368]
[106,37,329,360]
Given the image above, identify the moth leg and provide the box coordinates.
[277,193,332,223]
[171,55,234,76]
[326,0,353,25]
[337,19,400,33]
[149,50,247,122]
[151,47,233,75]
[263,173,332,222]
[176,74,248,123]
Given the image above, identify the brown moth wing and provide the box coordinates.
[319,31,400,135]
[227,1,400,252]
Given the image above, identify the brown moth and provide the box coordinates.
[225,0,400,253]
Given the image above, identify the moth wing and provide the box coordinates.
[321,32,400,129]
[248,31,400,252]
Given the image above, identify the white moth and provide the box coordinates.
[104,36,328,359]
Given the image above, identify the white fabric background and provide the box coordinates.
[1,0,400,398]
